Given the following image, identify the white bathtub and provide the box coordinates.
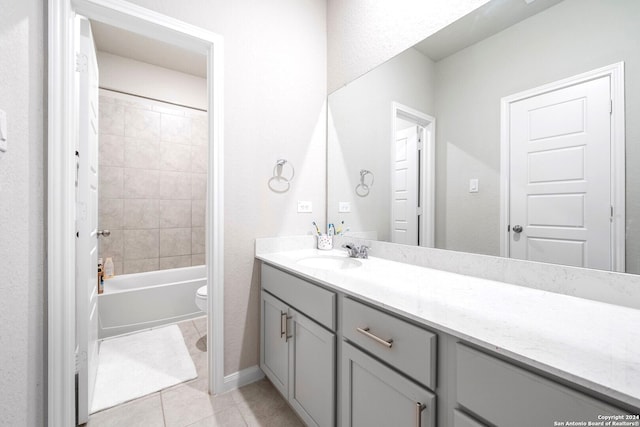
[98,265,206,339]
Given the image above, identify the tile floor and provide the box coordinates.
[86,316,304,427]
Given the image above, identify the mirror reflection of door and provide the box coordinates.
[392,124,420,245]
[390,103,436,247]
[506,71,623,270]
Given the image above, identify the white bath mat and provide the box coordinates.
[91,325,197,413]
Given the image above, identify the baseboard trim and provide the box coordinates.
[222,365,265,392]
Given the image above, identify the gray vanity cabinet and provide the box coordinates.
[455,344,626,427]
[260,264,337,427]
[260,291,290,397]
[342,342,436,427]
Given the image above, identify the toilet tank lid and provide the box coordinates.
[197,285,207,297]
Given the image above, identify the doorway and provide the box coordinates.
[48,1,224,426]
[500,63,625,271]
[390,102,435,247]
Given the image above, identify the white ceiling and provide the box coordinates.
[90,20,207,78]
[415,0,565,61]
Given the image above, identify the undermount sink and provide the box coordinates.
[297,255,362,270]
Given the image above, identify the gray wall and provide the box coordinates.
[87,0,329,378]
[328,48,435,240]
[98,91,208,275]
[0,0,326,423]
[0,0,45,425]
[434,0,640,270]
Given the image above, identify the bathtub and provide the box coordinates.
[98,265,206,339]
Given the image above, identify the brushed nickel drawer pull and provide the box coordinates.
[280,311,287,339]
[415,402,425,427]
[356,327,393,348]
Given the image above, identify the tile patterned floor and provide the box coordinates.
[86,317,304,427]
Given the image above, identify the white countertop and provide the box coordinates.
[256,248,640,410]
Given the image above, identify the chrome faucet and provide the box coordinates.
[342,243,370,259]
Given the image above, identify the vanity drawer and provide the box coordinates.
[342,297,437,389]
[456,344,626,426]
[261,263,336,330]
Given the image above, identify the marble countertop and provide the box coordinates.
[256,248,640,410]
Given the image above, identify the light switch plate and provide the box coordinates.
[338,201,351,213]
[469,178,479,193]
[297,200,313,213]
[0,109,7,152]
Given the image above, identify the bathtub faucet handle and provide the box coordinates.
[98,229,111,237]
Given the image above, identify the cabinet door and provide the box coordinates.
[260,291,289,398]
[342,342,436,427]
[289,309,336,427]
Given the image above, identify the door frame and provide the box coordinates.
[47,0,225,425]
[390,102,436,247]
[499,62,625,271]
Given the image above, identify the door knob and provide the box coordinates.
[512,225,523,233]
[98,229,111,237]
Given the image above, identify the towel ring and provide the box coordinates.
[268,159,295,193]
[355,169,374,197]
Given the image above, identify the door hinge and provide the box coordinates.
[75,52,88,73]
[417,207,423,216]
[610,99,613,114]
[417,139,423,150]
[611,205,614,219]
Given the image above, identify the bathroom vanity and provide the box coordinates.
[256,241,640,427]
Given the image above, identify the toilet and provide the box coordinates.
[195,285,207,312]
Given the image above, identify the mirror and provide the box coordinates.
[327,0,640,274]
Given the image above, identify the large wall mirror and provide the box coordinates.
[327,0,640,274]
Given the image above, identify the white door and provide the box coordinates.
[509,76,611,269]
[75,15,100,424]
[392,126,419,245]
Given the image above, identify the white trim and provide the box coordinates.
[499,62,625,271]
[47,1,225,425]
[390,102,436,247]
[223,365,266,391]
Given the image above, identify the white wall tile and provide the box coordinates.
[124,229,160,259]
[124,199,159,229]
[191,173,207,200]
[99,166,124,199]
[98,198,124,230]
[160,228,192,257]
[191,254,205,266]
[190,145,207,174]
[99,229,124,261]
[191,115,207,146]
[159,255,192,270]
[191,227,205,254]
[123,169,159,199]
[159,171,191,200]
[159,200,191,228]
[124,137,160,170]
[161,114,191,144]
[160,142,191,172]
[124,258,160,274]
[124,107,160,140]
[191,199,205,228]
[99,134,125,167]
[100,102,125,136]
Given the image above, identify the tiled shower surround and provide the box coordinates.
[98,90,208,275]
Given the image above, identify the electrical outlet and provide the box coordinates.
[297,201,312,213]
[338,201,351,213]
[469,178,479,193]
